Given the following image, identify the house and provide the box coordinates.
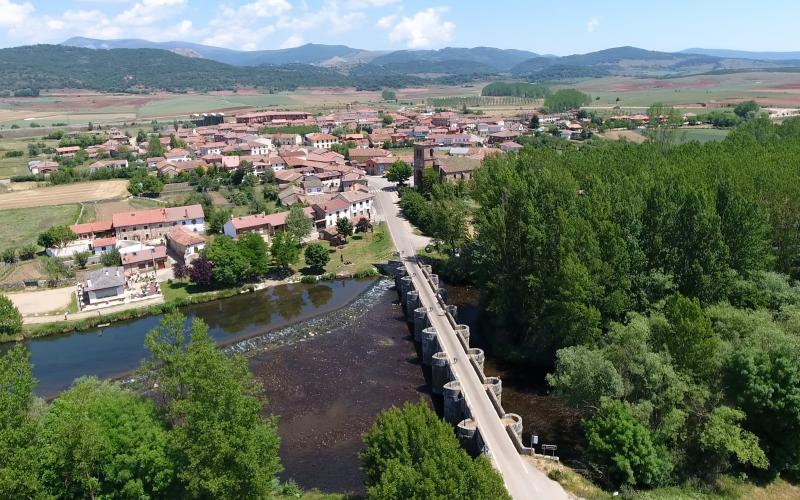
[121,246,168,275]
[236,111,313,124]
[245,139,272,156]
[164,148,190,162]
[90,237,116,255]
[112,205,205,242]
[167,226,207,263]
[28,160,59,175]
[223,207,315,240]
[88,159,128,172]
[499,141,523,153]
[301,175,324,195]
[70,220,114,241]
[312,191,374,228]
[436,156,481,183]
[365,157,395,176]
[487,131,521,144]
[157,159,207,177]
[305,133,339,149]
[349,148,390,165]
[83,267,126,305]
[55,146,81,158]
[198,142,226,156]
[146,157,164,169]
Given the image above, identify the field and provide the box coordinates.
[92,198,166,221]
[0,204,80,252]
[601,128,729,145]
[299,224,395,276]
[0,179,129,209]
[573,71,800,110]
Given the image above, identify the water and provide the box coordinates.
[15,279,376,398]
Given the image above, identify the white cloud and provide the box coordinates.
[280,34,304,48]
[346,0,400,9]
[175,19,193,36]
[0,0,34,27]
[376,14,396,29]
[387,7,454,48]
[586,17,600,33]
[240,0,293,18]
[276,1,366,36]
[116,0,187,27]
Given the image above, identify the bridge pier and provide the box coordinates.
[413,307,428,341]
[446,304,457,321]
[456,418,480,455]
[484,376,503,405]
[420,327,438,366]
[454,324,470,346]
[405,291,419,322]
[443,380,464,424]
[503,413,523,442]
[467,348,485,372]
[431,352,452,395]
[399,276,413,309]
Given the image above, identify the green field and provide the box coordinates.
[0,137,62,179]
[299,223,394,276]
[0,204,80,252]
[676,128,730,143]
[137,94,297,117]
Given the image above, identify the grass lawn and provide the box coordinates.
[0,204,80,253]
[298,223,394,276]
[676,128,729,144]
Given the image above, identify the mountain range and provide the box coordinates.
[0,40,798,95]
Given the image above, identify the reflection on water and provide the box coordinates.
[12,279,376,398]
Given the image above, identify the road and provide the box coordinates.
[370,176,569,500]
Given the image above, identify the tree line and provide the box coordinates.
[462,117,800,489]
[481,81,552,98]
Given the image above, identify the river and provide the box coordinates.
[14,279,376,398]
[7,277,579,494]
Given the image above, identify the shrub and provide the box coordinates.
[299,275,318,284]
[1,248,17,264]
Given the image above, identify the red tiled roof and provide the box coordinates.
[91,237,116,248]
[168,226,206,246]
[70,220,113,235]
[112,204,204,228]
[121,246,167,265]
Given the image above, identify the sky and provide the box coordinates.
[0,0,799,55]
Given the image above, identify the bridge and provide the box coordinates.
[372,177,568,500]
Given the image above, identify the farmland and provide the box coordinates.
[0,179,129,209]
[0,204,80,253]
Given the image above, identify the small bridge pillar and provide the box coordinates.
[443,380,463,424]
[484,376,503,405]
[431,352,452,395]
[420,327,438,366]
[413,307,428,341]
[405,291,419,322]
[467,348,485,372]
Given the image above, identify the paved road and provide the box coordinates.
[371,176,568,500]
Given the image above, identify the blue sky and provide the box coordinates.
[0,0,798,54]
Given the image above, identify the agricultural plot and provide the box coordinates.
[0,204,80,253]
[427,96,542,109]
[0,179,129,209]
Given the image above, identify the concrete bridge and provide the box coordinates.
[372,174,568,499]
[390,260,567,500]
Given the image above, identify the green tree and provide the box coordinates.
[698,405,768,476]
[146,134,165,158]
[381,89,397,101]
[205,236,250,285]
[73,250,91,269]
[37,225,76,249]
[270,232,299,271]
[285,205,314,242]
[651,294,721,378]
[360,402,510,500]
[237,232,270,278]
[716,180,770,275]
[18,244,37,261]
[128,173,163,196]
[207,207,231,235]
[419,167,439,195]
[304,243,330,271]
[429,194,468,251]
[547,346,625,409]
[584,398,672,488]
[386,160,412,186]
[645,103,683,153]
[336,217,354,242]
[37,378,176,499]
[543,88,591,113]
[0,344,41,498]
[734,100,760,119]
[144,314,282,499]
[0,248,16,264]
[100,248,121,267]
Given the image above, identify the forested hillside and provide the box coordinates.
[469,117,800,489]
[0,45,431,93]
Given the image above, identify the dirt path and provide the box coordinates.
[0,180,129,209]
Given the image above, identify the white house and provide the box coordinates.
[83,267,126,305]
[312,191,374,227]
[305,133,339,150]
